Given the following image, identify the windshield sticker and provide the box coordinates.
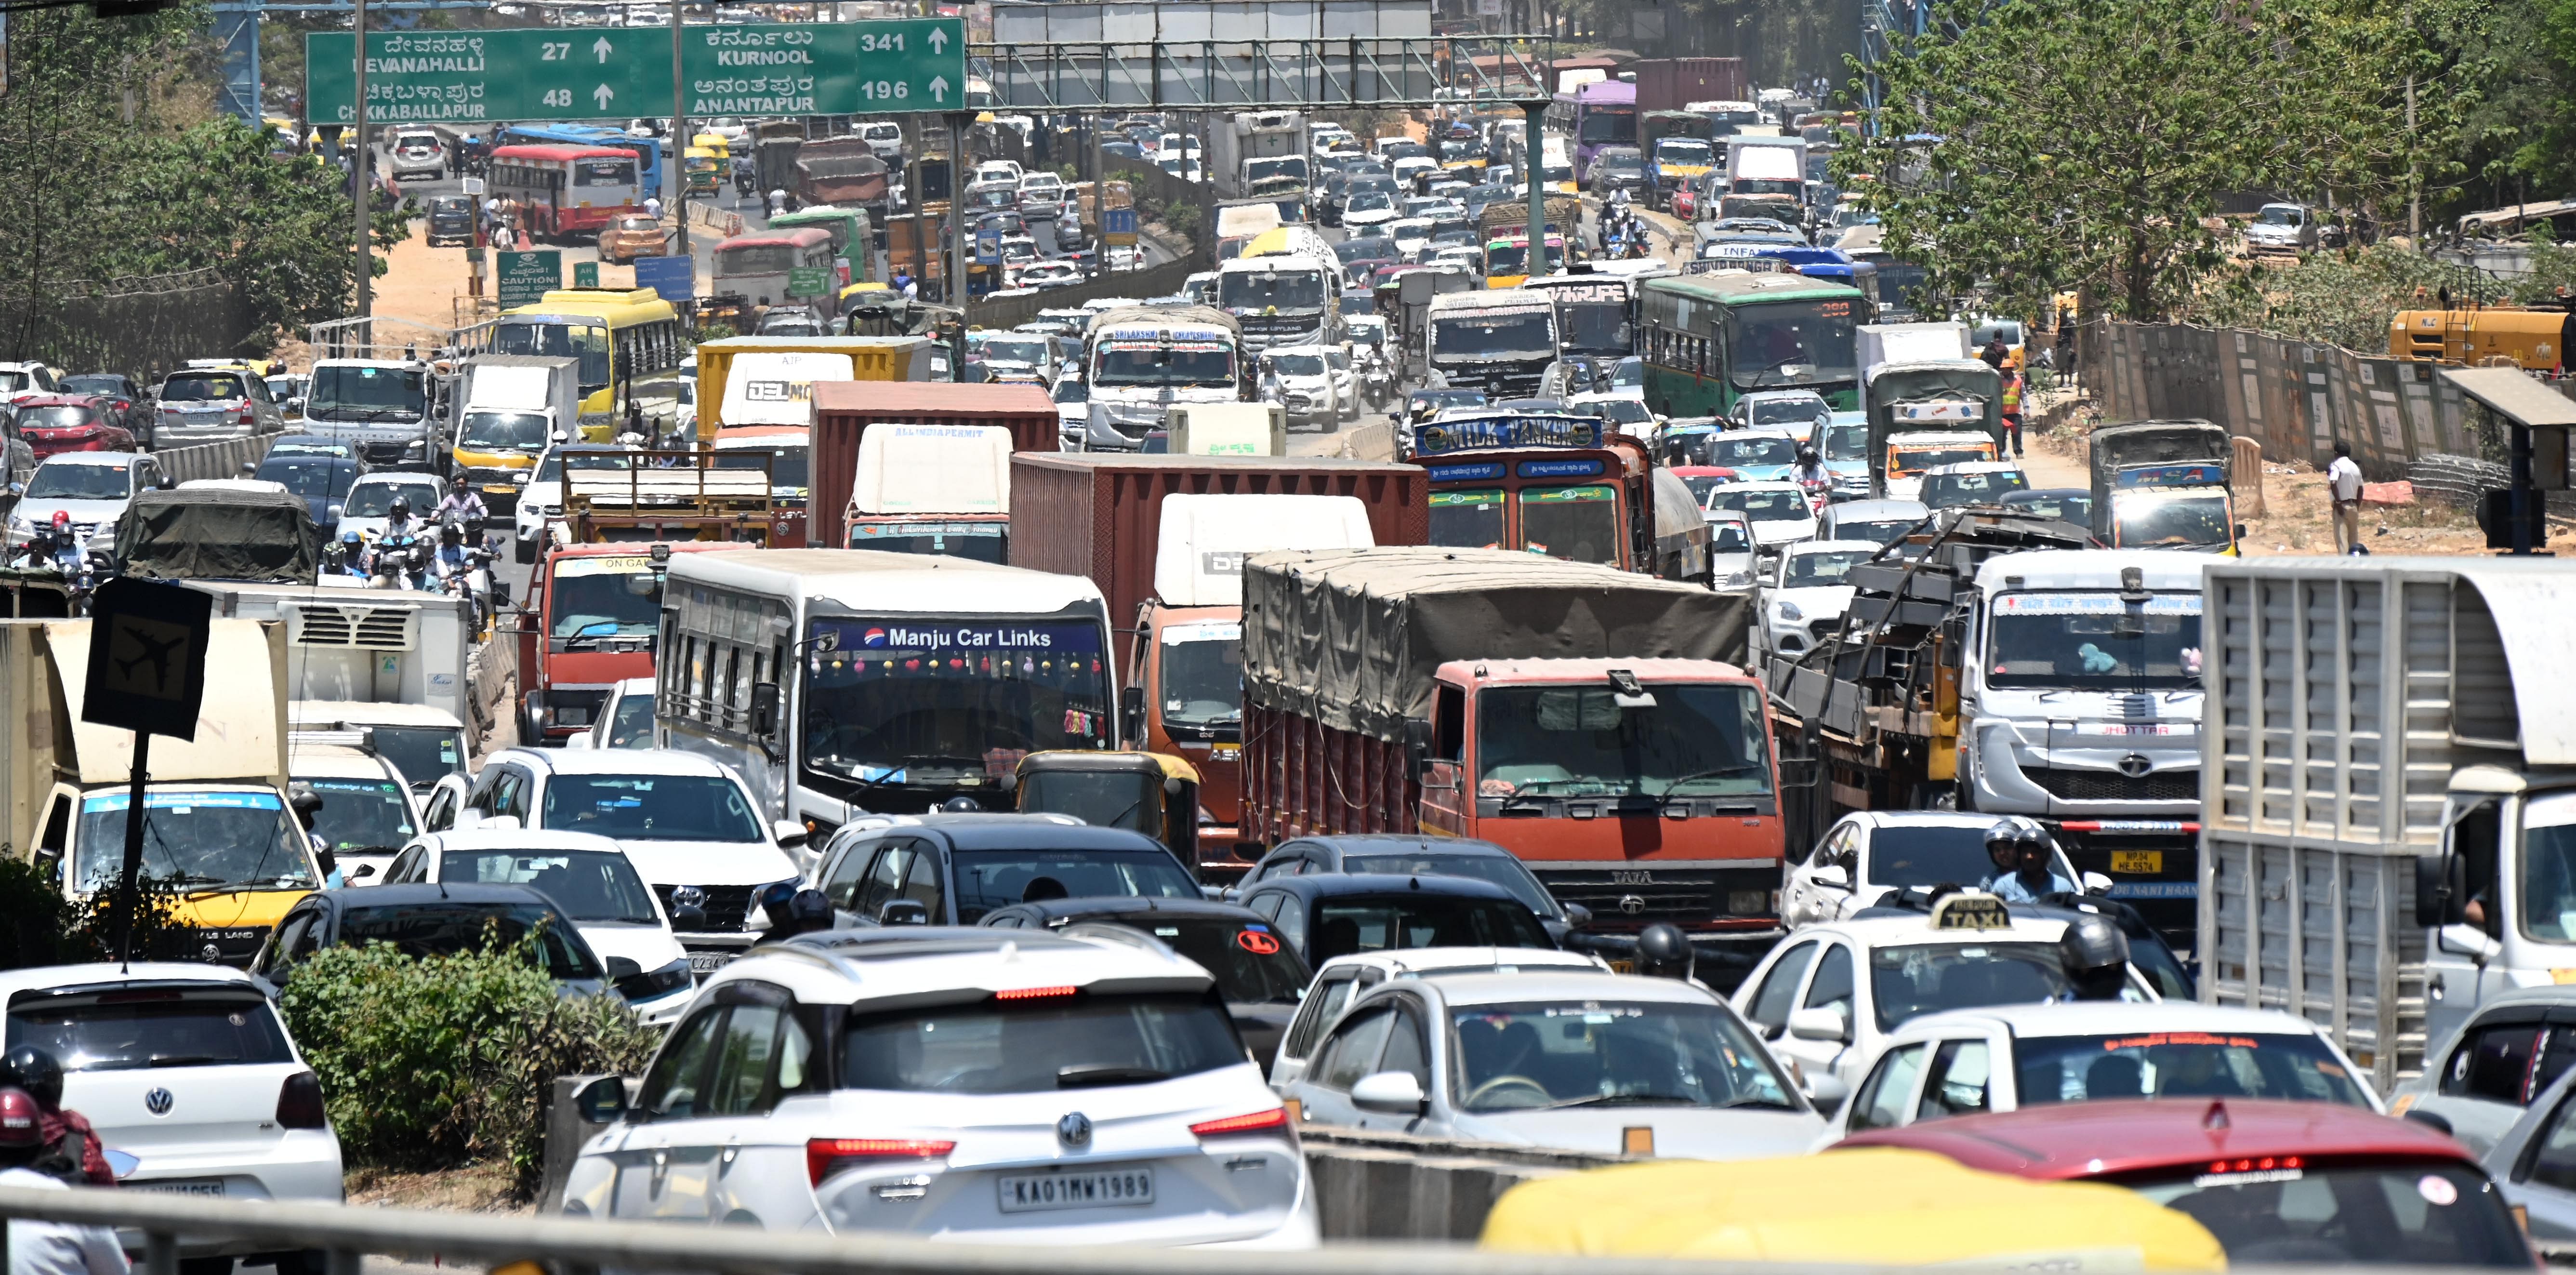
[1892,399,1982,422]
[553,555,655,578]
[1427,461,1508,484]
[1161,622,1242,645]
[1994,593,2203,616]
[84,791,282,812]
[2418,1175,2459,1206]
[2098,1032,2260,1051]
[1518,458,1607,479]
[1236,930,1281,955]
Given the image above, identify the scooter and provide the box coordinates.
[1361,353,1395,407]
[370,531,433,591]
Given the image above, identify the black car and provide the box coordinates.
[1232,873,1557,967]
[978,897,1312,1066]
[425,194,476,247]
[254,452,368,541]
[1232,834,1586,941]
[250,882,614,996]
[1333,235,1397,265]
[58,373,149,435]
[812,814,1201,927]
[1588,146,1650,196]
[1999,487,2096,529]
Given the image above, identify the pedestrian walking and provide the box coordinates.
[1999,367,2025,458]
[2327,440,2366,554]
[645,195,663,222]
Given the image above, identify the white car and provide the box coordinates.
[1281,968,1825,1159]
[1568,392,1657,441]
[1781,811,2095,929]
[1704,479,1817,551]
[1429,243,1480,272]
[1385,217,1434,261]
[568,676,657,751]
[2,963,342,1255]
[1821,1001,2381,1145]
[1260,346,1341,431]
[376,829,697,1026]
[512,443,634,564]
[1706,510,1759,592]
[1916,461,2031,511]
[1050,374,1090,446]
[1757,539,1880,658]
[288,740,421,887]
[6,451,168,553]
[1269,947,1613,1089]
[973,159,1024,187]
[335,472,442,545]
[1732,895,2160,1109]
[1017,260,1083,290]
[1017,171,1066,211]
[445,747,807,973]
[386,133,446,181]
[1731,389,1832,441]
[1323,346,1359,420]
[860,121,904,161]
[558,927,1321,1248]
[1340,190,1398,229]
[1390,155,1437,188]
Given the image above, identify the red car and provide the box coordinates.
[13,394,133,459]
[1672,173,1719,222]
[1841,1099,2535,1268]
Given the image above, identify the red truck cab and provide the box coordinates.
[516,541,734,743]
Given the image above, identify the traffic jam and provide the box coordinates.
[0,57,2565,1275]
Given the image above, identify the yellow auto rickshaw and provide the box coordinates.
[1014,751,1201,867]
[684,146,722,197]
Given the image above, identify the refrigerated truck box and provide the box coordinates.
[2200,556,2576,1093]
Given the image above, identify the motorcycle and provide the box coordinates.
[370,531,433,592]
[1361,354,1395,407]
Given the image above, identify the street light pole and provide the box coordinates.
[352,0,372,320]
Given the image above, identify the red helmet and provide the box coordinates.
[0,1087,42,1148]
[49,509,69,531]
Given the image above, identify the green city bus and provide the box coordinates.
[1638,271,1865,418]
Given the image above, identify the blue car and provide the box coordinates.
[254,452,368,542]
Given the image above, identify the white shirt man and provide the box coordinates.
[2326,444,2365,554]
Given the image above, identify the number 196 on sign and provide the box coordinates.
[861,81,909,100]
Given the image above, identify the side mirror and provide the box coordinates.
[2416,854,2465,928]
[572,1074,630,1124]
[750,682,780,736]
[564,733,595,750]
[348,863,376,880]
[1811,864,1851,891]
[159,476,176,491]
[2235,523,2248,541]
[1562,902,1592,931]
[1801,1069,1849,1111]
[1350,1070,1428,1114]
[2402,1107,2456,1136]
[603,956,643,981]
[772,819,809,849]
[1120,684,1145,742]
[878,899,931,927]
[1787,1005,1849,1043]
[2081,871,2114,896]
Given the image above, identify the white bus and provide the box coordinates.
[655,548,1117,830]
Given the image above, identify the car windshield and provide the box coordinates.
[1832,517,1922,547]
[1268,354,1327,377]
[24,464,130,500]
[1891,446,1995,473]
[1988,592,2203,692]
[1707,488,1808,520]
[2009,493,2093,524]
[1869,941,2078,1031]
[839,991,1242,1095]
[1218,271,1327,311]
[1094,345,1236,388]
[1480,242,1566,275]
[2114,492,2233,547]
[1342,853,1554,916]
[260,460,355,499]
[74,792,312,895]
[540,774,762,842]
[712,445,810,489]
[2121,1161,2528,1268]
[1600,154,1645,175]
[2013,1030,2373,1107]
[7,993,292,1072]
[1308,895,1553,962]
[1477,683,1772,799]
[304,777,416,857]
[19,405,97,429]
[1707,519,1754,551]
[1705,436,1799,467]
[603,692,655,748]
[1431,312,1556,359]
[343,481,438,518]
[1750,398,1826,427]
[365,726,465,787]
[1922,469,2030,509]
[978,339,1049,365]
[2255,205,2304,226]
[160,373,245,402]
[800,618,1111,795]
[951,849,1197,923]
[1450,1000,1796,1113]
[439,850,660,925]
[60,376,124,397]
[1728,298,1859,389]
[307,365,425,423]
[1783,548,1873,586]
[534,450,635,483]
[1107,916,1309,1004]
[461,411,553,451]
[338,901,601,980]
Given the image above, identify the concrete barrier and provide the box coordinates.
[153,432,278,484]
[1332,422,1398,463]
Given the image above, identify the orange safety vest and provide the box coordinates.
[2001,377,2023,417]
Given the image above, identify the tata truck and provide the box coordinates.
[1216,226,1341,354]
[1078,306,1244,452]
[1426,290,1560,400]
[450,354,581,517]
[302,358,440,470]
[1864,359,2004,500]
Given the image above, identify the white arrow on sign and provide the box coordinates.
[593,84,616,108]
[928,75,949,102]
[926,27,948,53]
[592,36,613,63]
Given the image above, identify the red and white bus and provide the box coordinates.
[488,144,644,239]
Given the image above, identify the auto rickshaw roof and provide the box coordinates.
[1014,749,1202,785]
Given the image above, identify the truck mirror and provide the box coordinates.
[1163,775,1183,797]
[1120,684,1145,741]
[2415,853,2466,928]
[751,682,780,735]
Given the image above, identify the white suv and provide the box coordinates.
[2,963,341,1263]
[559,928,1319,1248]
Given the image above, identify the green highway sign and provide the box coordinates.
[496,250,562,307]
[306,20,967,125]
[573,260,600,288]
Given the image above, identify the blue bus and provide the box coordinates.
[502,124,664,201]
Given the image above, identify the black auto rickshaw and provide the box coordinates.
[1014,751,1202,870]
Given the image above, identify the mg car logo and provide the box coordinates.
[2117,754,2154,779]
[144,1088,173,1116]
[1056,1112,1092,1147]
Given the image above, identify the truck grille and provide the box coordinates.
[653,884,753,934]
[2028,768,2198,802]
[1534,866,1772,930]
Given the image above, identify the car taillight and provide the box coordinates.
[806,1138,954,1185]
[277,1071,328,1129]
[1189,1107,1289,1138]
[236,405,255,425]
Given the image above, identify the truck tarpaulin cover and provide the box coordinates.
[116,488,318,585]
[1864,359,2002,452]
[1240,546,1749,741]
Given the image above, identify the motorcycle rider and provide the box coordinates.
[434,472,486,525]
[381,496,419,544]
[328,531,369,578]
[10,511,79,571]
[1790,445,1833,498]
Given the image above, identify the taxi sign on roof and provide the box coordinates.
[1930,892,2012,930]
[1412,413,1602,456]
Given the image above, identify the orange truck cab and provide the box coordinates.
[1238,547,1781,956]
[516,540,751,744]
[1415,412,1658,571]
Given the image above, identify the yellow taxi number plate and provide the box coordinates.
[2109,850,2164,874]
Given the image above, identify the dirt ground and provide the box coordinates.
[343,1163,528,1214]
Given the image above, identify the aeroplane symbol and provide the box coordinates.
[109,624,187,696]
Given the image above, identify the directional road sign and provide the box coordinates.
[306,20,967,125]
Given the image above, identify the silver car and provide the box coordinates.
[153,365,284,448]
[2394,987,2576,1157]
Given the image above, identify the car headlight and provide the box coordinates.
[616,956,694,1002]
[1778,601,1806,622]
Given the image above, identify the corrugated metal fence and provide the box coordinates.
[2096,321,2571,481]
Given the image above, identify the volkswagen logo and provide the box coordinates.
[2116,754,2154,779]
[1617,894,1648,916]
[1056,1112,1092,1147]
[144,1088,173,1116]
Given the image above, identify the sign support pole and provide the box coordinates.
[1522,100,1546,284]
[111,731,150,970]
[352,0,371,320]
[947,112,967,305]
[670,1,689,263]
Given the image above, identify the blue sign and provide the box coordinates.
[975,233,1001,266]
[1425,461,1507,483]
[2114,463,2227,489]
[1104,208,1137,235]
[1412,413,1602,456]
[631,254,695,301]
[1518,457,1606,478]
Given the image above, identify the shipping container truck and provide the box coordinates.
[1210,110,1307,200]
[694,335,933,443]
[808,379,1060,550]
[1237,546,1779,956]
[1008,458,1427,867]
[1631,57,1752,114]
[2199,558,2576,1094]
[0,618,321,967]
[845,424,1013,561]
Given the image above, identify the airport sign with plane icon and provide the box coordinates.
[81,578,211,741]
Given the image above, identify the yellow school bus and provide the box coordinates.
[471,287,688,441]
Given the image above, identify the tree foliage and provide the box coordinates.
[1840,0,2469,322]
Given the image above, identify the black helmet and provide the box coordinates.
[1797,445,1819,463]
[784,888,833,936]
[388,497,410,518]
[1,1046,62,1110]
[2058,911,2131,1000]
[1984,815,2051,865]
[449,472,468,488]
[1636,923,1694,982]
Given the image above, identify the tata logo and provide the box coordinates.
[1611,870,1654,886]
[1618,895,1648,915]
[2117,754,2154,779]
[1056,1112,1092,1147]
[861,627,889,649]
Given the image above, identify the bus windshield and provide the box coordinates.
[717,245,800,274]
[1519,486,1622,564]
[1430,311,1556,360]
[1578,108,1635,144]
[491,319,610,390]
[801,617,1112,792]
[1726,298,1859,389]
[1218,270,1327,312]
